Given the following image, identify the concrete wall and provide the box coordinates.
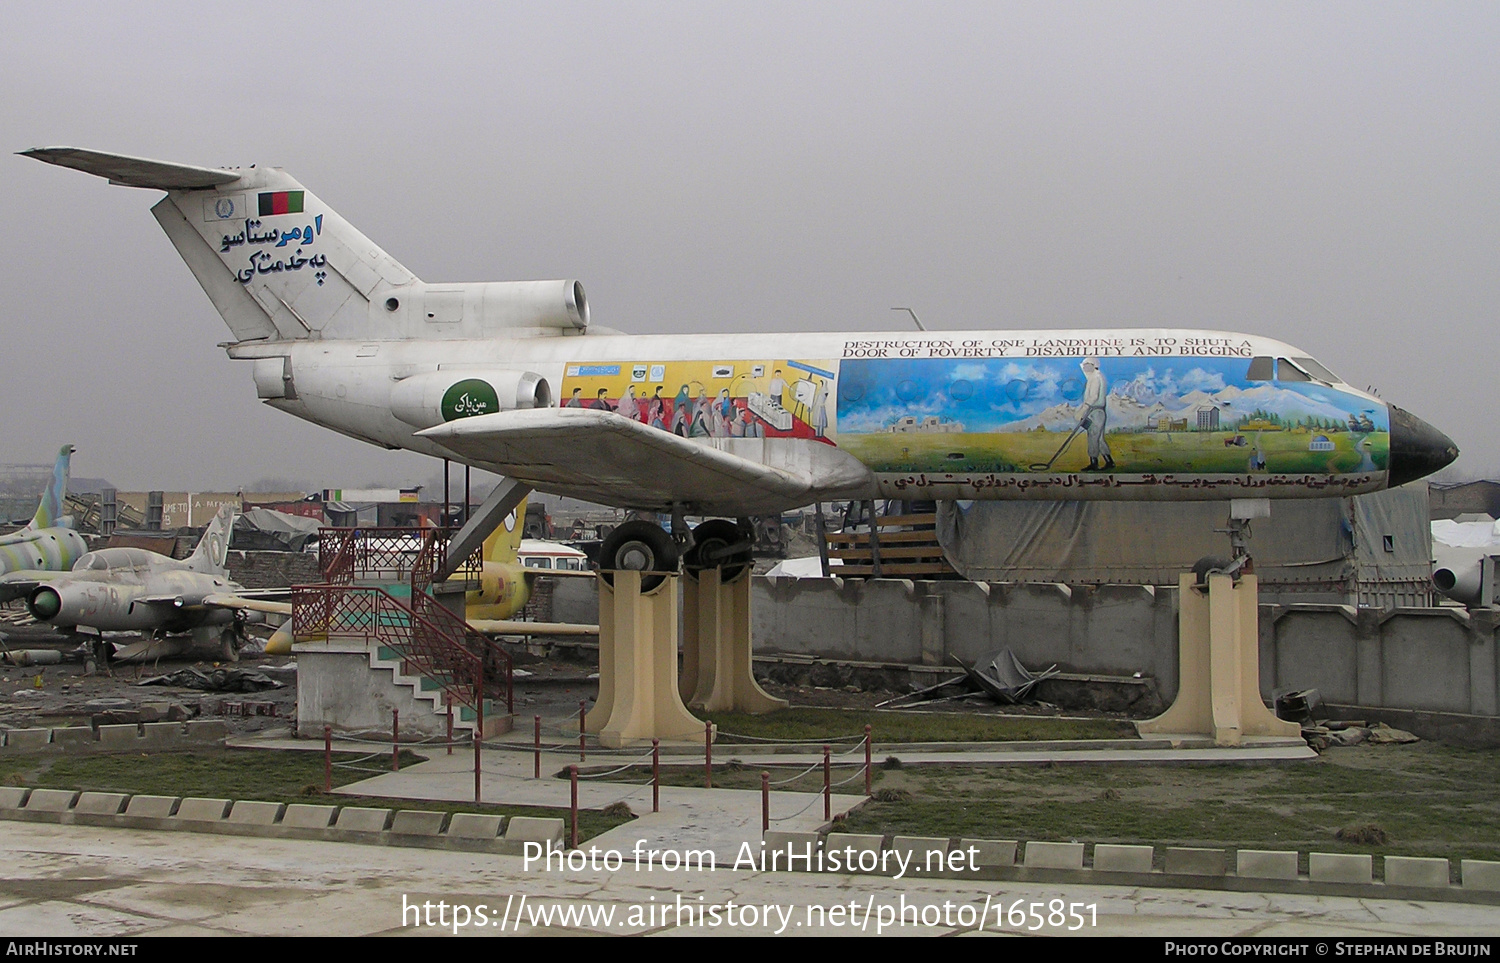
[296,649,448,738]
[1260,604,1500,717]
[225,550,321,589]
[752,575,1500,719]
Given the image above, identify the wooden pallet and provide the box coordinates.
[819,512,957,578]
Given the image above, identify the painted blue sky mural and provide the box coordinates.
[835,357,1388,436]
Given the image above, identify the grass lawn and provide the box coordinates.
[831,742,1500,871]
[0,748,633,842]
[705,708,1136,744]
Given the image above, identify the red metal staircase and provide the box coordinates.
[291,527,513,732]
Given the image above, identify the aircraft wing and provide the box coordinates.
[468,619,599,637]
[203,594,294,616]
[416,408,826,514]
[134,593,293,616]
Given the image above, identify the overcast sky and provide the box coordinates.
[1,2,1495,492]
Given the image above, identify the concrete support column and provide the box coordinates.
[1138,574,1300,747]
[681,568,787,714]
[585,571,704,748]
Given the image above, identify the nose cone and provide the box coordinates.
[1388,405,1459,486]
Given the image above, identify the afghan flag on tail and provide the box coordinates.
[258,191,305,216]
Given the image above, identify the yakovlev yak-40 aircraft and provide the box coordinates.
[25,147,1460,575]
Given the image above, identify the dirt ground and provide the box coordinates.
[0,616,297,736]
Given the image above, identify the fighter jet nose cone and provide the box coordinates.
[1388,405,1459,487]
[29,588,60,621]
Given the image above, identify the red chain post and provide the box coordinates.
[864,724,872,796]
[652,739,660,813]
[704,720,713,789]
[569,765,579,849]
[823,744,831,820]
[761,771,770,833]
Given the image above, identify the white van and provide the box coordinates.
[517,539,590,572]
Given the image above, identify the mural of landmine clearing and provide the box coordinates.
[834,357,1390,476]
[560,359,836,442]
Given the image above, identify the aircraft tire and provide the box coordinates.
[1191,556,1233,587]
[599,521,678,591]
[683,519,753,582]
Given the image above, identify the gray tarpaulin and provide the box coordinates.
[935,482,1432,604]
[232,508,323,552]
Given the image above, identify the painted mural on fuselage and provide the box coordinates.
[833,355,1389,478]
[560,359,835,442]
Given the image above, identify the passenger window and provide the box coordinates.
[1246,357,1274,381]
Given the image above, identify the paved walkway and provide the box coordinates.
[1,823,1495,937]
[230,730,1311,865]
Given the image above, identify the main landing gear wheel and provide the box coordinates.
[598,521,679,591]
[682,519,753,582]
[1191,556,1233,588]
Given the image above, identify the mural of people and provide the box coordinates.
[590,388,611,411]
[671,385,691,435]
[648,386,666,429]
[566,388,584,408]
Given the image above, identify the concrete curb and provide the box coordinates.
[0,721,230,752]
[0,788,563,857]
[759,830,1500,904]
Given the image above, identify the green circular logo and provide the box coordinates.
[441,379,500,421]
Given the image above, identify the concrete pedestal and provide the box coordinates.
[584,571,704,748]
[681,568,788,714]
[1138,573,1300,747]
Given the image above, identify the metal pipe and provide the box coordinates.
[705,721,713,789]
[579,700,587,761]
[652,739,660,813]
[323,725,332,793]
[761,771,770,833]
[392,709,400,771]
[534,715,542,780]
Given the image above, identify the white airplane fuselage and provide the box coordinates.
[228,328,1410,513]
[23,147,1459,518]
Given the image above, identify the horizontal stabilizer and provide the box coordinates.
[416,408,817,514]
[20,147,241,190]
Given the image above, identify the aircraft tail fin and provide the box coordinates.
[482,496,529,564]
[27,446,73,531]
[23,146,420,343]
[188,506,234,574]
[24,147,589,344]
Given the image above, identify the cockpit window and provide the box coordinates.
[1293,357,1340,384]
[1246,357,1274,381]
[1276,358,1312,382]
[77,555,109,572]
